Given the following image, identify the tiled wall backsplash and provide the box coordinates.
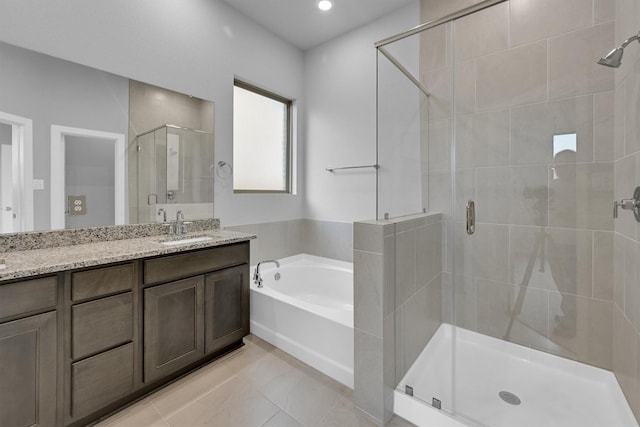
[225,218,353,265]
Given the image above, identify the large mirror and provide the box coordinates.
[0,41,215,234]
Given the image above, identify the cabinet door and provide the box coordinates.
[144,276,204,383]
[204,264,249,354]
[0,311,56,427]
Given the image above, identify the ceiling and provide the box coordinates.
[222,0,417,50]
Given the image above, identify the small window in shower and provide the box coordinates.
[552,133,577,158]
[233,79,292,193]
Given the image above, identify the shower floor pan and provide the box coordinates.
[395,323,637,427]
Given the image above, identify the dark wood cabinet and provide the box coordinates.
[0,240,250,427]
[143,275,205,383]
[0,311,57,427]
[205,264,249,354]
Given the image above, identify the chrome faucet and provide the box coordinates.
[253,260,280,288]
[174,210,186,235]
[157,208,167,222]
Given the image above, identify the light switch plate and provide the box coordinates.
[33,179,45,190]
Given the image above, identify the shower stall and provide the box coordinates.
[133,125,214,223]
[371,0,639,425]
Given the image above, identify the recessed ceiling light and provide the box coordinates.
[317,0,333,11]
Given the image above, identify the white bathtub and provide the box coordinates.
[249,254,354,388]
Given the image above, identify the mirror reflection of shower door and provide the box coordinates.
[0,144,13,233]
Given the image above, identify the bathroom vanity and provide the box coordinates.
[0,226,252,427]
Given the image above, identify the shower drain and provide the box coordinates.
[498,391,521,405]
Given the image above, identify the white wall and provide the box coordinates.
[0,0,305,227]
[303,1,420,222]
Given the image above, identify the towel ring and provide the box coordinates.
[215,161,233,179]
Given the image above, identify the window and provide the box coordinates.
[233,80,292,193]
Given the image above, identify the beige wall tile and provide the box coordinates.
[509,226,593,297]
[427,118,450,172]
[548,22,615,99]
[421,0,478,22]
[354,329,384,423]
[395,229,417,307]
[595,0,615,23]
[624,238,640,331]
[476,165,548,226]
[420,24,449,72]
[511,96,594,166]
[453,1,508,63]
[428,170,452,215]
[416,222,442,286]
[593,231,614,301]
[614,232,626,310]
[509,0,593,47]
[614,155,636,238]
[548,293,613,369]
[624,61,640,156]
[594,91,615,161]
[615,82,626,160]
[476,41,547,111]
[456,109,510,169]
[422,65,452,120]
[453,169,476,223]
[476,279,550,349]
[454,59,476,115]
[455,223,509,282]
[320,221,353,263]
[615,0,640,83]
[613,306,640,420]
[548,162,614,231]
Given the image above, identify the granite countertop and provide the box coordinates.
[0,229,255,281]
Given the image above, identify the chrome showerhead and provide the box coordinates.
[597,32,640,68]
[598,47,625,68]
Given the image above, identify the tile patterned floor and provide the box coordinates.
[96,335,415,427]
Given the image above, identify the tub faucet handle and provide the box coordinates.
[254,260,280,288]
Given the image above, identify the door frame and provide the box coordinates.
[0,111,34,232]
[50,125,126,229]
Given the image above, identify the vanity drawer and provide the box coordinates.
[71,262,135,301]
[70,342,134,420]
[143,242,249,285]
[72,292,133,360]
[0,276,57,321]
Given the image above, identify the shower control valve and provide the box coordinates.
[613,186,640,222]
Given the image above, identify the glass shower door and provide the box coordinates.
[450,1,617,425]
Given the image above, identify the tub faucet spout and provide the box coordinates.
[253,260,280,288]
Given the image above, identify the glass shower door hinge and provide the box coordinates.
[432,397,441,409]
[405,385,413,396]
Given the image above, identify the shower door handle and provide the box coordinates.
[466,200,475,235]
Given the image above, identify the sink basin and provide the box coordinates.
[160,236,214,246]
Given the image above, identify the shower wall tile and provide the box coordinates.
[614,306,640,420]
[428,170,451,215]
[455,223,509,283]
[354,250,384,337]
[420,0,479,22]
[547,293,613,369]
[354,328,384,422]
[454,59,476,115]
[509,0,593,47]
[510,96,594,166]
[595,0,615,24]
[548,162,614,231]
[422,65,452,120]
[624,238,640,331]
[615,81,626,161]
[453,169,476,223]
[548,22,615,100]
[614,155,636,238]
[427,118,450,172]
[256,220,290,261]
[509,226,593,297]
[476,165,548,226]
[594,91,615,162]
[419,24,449,72]
[455,109,510,169]
[475,41,547,111]
[593,231,614,301]
[476,279,550,350]
[441,273,477,330]
[614,233,626,311]
[400,283,430,374]
[453,1,508,63]
[354,222,390,253]
[624,61,640,156]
